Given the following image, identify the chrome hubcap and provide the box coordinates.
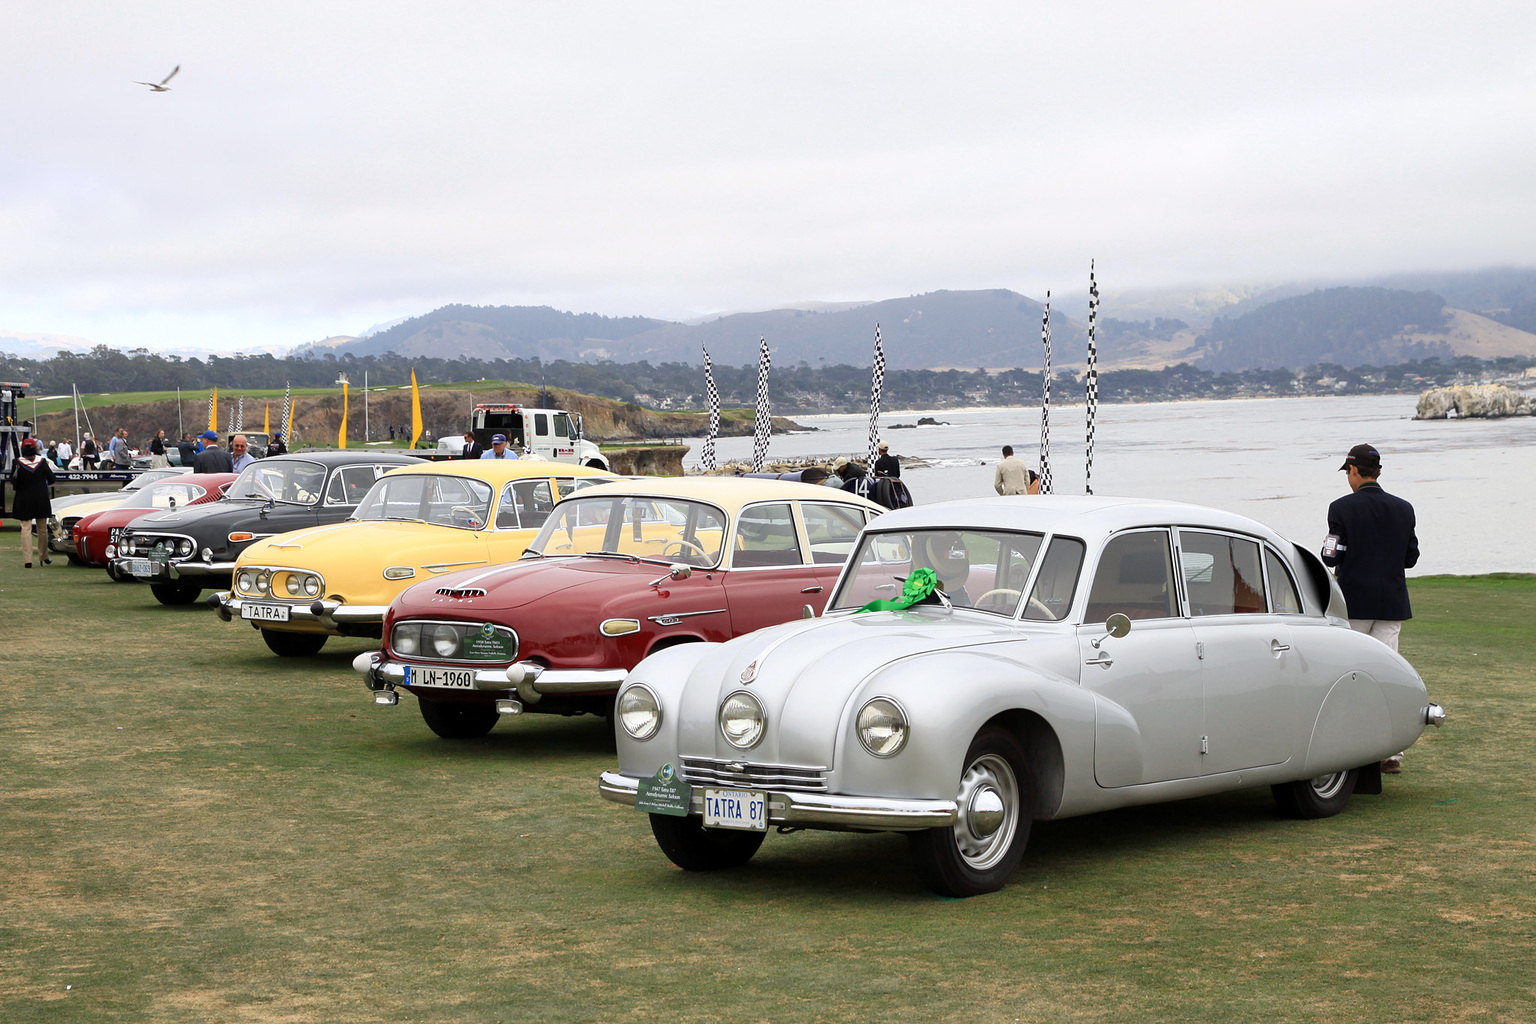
[1309,771,1349,800]
[953,753,1019,869]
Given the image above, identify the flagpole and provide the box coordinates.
[1086,261,1100,496]
[177,387,183,437]
[751,337,772,473]
[364,370,369,442]
[700,346,719,473]
[1039,292,1053,495]
[866,324,885,472]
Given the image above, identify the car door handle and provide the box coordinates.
[801,586,823,593]
[1085,653,1114,667]
[1270,640,1292,653]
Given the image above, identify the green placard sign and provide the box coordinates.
[462,623,519,662]
[635,763,693,817]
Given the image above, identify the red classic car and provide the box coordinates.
[74,474,238,572]
[356,478,887,739]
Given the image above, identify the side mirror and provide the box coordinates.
[1092,613,1133,649]
[669,563,692,581]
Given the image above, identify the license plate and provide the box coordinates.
[703,788,767,831]
[403,666,475,689]
[240,603,292,622]
[128,559,155,577]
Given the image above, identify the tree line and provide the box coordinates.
[0,344,1527,413]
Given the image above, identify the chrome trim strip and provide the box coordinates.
[646,608,727,625]
[168,560,238,578]
[597,771,957,830]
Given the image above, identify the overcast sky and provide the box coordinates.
[4,1,1534,354]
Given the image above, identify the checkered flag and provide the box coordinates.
[700,346,720,472]
[235,396,244,432]
[1085,261,1099,496]
[207,389,215,431]
[1039,292,1053,495]
[866,324,885,471]
[751,337,772,472]
[281,383,292,441]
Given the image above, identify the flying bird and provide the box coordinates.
[134,66,180,92]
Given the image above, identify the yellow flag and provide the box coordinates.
[337,381,349,449]
[264,402,270,435]
[410,369,424,449]
[208,387,218,432]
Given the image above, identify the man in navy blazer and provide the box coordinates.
[1322,443,1419,650]
[1322,444,1419,774]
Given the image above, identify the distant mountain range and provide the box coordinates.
[296,267,1536,372]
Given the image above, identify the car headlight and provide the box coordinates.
[304,576,320,597]
[719,690,765,749]
[431,624,460,658]
[285,575,302,596]
[617,685,662,740]
[178,539,194,557]
[121,538,135,555]
[856,697,909,757]
[201,547,213,562]
[391,623,419,656]
[254,572,269,594]
[237,570,254,593]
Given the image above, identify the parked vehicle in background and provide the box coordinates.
[214,460,616,657]
[46,468,194,563]
[110,452,419,605]
[73,474,238,569]
[421,404,609,469]
[356,478,887,740]
[599,496,1444,897]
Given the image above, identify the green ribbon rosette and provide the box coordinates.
[856,567,939,613]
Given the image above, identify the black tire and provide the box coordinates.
[907,725,1033,897]
[66,552,87,566]
[418,696,498,739]
[259,629,328,657]
[150,581,203,605]
[649,813,766,872]
[1272,769,1359,819]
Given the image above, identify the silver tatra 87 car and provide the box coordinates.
[599,496,1444,897]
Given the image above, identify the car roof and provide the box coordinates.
[378,458,616,485]
[562,476,888,513]
[265,451,420,468]
[868,495,1295,549]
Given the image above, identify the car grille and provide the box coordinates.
[680,756,828,793]
[435,587,487,598]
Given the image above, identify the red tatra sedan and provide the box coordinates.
[74,474,238,570]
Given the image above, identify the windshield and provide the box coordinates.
[226,460,327,504]
[120,479,212,510]
[528,495,727,566]
[352,473,495,530]
[830,528,1048,617]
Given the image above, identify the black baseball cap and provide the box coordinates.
[1339,444,1381,472]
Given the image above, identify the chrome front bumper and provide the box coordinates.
[213,594,389,631]
[597,770,959,831]
[168,560,238,579]
[356,653,627,701]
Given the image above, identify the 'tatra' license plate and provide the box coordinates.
[703,788,767,831]
[240,603,292,622]
[403,666,475,689]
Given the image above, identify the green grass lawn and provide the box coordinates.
[2,535,1531,1023]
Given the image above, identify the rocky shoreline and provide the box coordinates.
[1414,384,1534,419]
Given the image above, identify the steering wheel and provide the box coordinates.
[922,533,970,583]
[450,505,484,529]
[664,539,708,562]
[975,588,1021,611]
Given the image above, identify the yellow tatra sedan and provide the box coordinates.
[214,459,617,656]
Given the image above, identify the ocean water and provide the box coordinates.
[679,394,1536,577]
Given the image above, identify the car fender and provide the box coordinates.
[615,641,722,781]
[831,648,1095,818]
